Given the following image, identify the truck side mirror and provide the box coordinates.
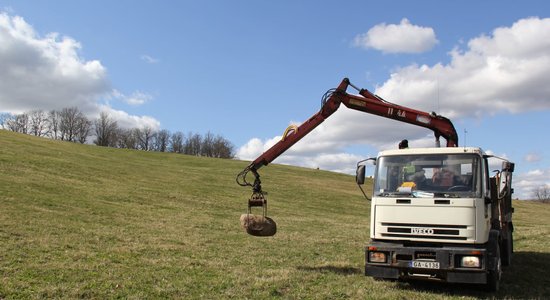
[502,161,515,172]
[356,158,376,185]
[499,162,515,198]
[356,165,366,185]
[356,157,376,201]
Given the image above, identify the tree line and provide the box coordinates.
[0,108,234,158]
[533,186,550,203]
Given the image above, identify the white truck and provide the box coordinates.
[236,78,514,291]
[357,147,514,291]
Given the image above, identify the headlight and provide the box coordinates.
[369,251,387,263]
[460,256,480,268]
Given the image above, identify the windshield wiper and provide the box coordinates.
[411,190,434,198]
[433,192,460,198]
[377,191,413,197]
[376,191,461,198]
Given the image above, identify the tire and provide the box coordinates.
[486,245,502,292]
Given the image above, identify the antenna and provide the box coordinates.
[437,78,440,114]
[463,128,468,148]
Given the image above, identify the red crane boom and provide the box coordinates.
[236,78,458,236]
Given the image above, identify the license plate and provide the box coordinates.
[410,261,440,269]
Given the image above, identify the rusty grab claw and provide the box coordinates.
[240,192,277,237]
[240,214,277,237]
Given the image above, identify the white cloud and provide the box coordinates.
[124,91,152,106]
[236,130,365,174]
[526,169,544,176]
[376,17,550,118]
[98,105,160,130]
[108,89,152,106]
[1,6,14,14]
[514,168,550,199]
[482,152,550,200]
[140,54,159,64]
[239,17,550,181]
[524,152,542,163]
[484,152,511,178]
[354,18,438,54]
[237,137,277,160]
[0,12,159,129]
[275,152,365,174]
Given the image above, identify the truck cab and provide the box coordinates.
[357,147,514,291]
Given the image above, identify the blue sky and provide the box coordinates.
[1,1,549,199]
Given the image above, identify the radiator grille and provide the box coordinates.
[380,222,469,241]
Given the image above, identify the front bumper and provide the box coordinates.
[365,241,488,284]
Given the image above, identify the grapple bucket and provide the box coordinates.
[240,192,277,237]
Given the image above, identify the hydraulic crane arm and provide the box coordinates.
[237,78,458,236]
[236,78,458,194]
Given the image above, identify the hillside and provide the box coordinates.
[1,130,549,299]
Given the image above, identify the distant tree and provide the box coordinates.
[135,126,156,151]
[184,132,202,156]
[94,112,119,147]
[29,109,48,137]
[6,113,29,134]
[1,105,237,159]
[0,113,13,130]
[75,116,92,144]
[116,128,139,149]
[201,131,215,157]
[534,186,550,202]
[153,129,170,152]
[170,131,184,153]
[212,134,235,158]
[59,107,83,142]
[47,110,61,140]
[55,107,91,143]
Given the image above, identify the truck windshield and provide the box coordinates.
[373,153,481,198]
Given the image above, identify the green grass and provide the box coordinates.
[1,130,549,299]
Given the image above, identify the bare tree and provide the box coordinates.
[75,116,92,144]
[29,109,48,137]
[56,107,91,143]
[184,132,202,156]
[201,131,215,157]
[0,113,13,130]
[135,126,156,151]
[170,131,184,153]
[212,134,235,158]
[94,112,119,147]
[2,106,237,159]
[117,128,139,149]
[59,107,81,141]
[47,110,61,140]
[534,186,550,202]
[153,129,170,152]
[6,113,29,133]
[168,131,234,158]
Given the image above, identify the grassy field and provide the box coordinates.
[1,130,549,299]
